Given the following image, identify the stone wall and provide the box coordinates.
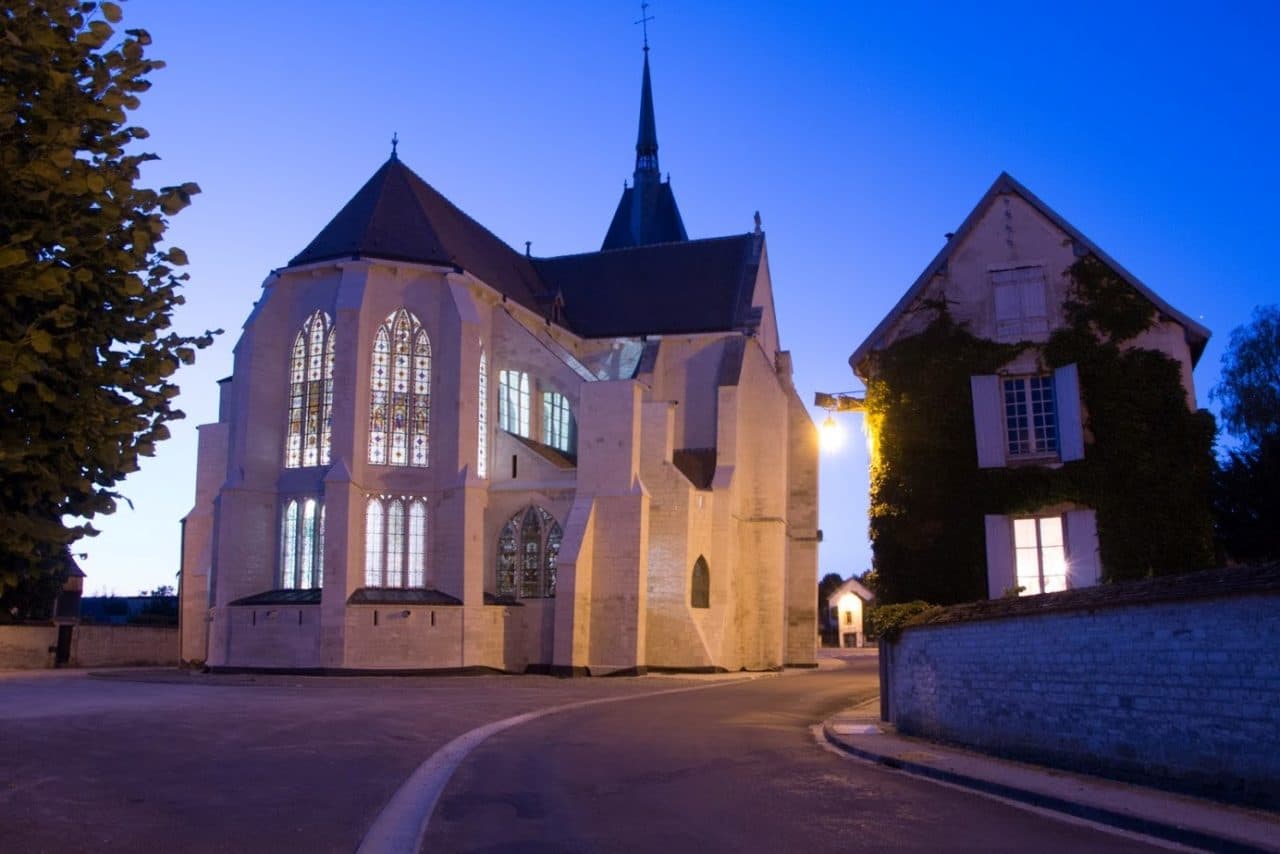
[884,564,1280,808]
[0,625,179,669]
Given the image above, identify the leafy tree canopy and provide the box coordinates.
[0,1,217,592]
[1212,305,1280,451]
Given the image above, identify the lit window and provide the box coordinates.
[1013,516,1067,595]
[285,311,335,468]
[369,309,430,467]
[542,391,574,453]
[495,506,561,599]
[364,495,429,588]
[477,348,488,478]
[498,370,530,437]
[279,497,324,589]
[992,265,1048,342]
[691,556,710,609]
[1004,375,1058,458]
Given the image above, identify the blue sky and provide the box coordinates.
[82,0,1280,594]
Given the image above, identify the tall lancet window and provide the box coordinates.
[279,497,324,589]
[365,495,428,588]
[477,347,489,479]
[286,311,335,468]
[369,309,431,466]
[498,370,530,437]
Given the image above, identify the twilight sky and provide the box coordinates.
[80,0,1279,594]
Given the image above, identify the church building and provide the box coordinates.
[178,50,819,674]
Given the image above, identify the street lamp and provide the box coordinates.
[814,390,864,453]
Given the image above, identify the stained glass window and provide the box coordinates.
[279,497,324,589]
[369,310,430,467]
[498,369,530,437]
[364,495,428,588]
[286,311,335,468]
[477,348,488,479]
[496,506,560,599]
[542,391,573,452]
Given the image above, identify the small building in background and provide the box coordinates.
[827,577,874,648]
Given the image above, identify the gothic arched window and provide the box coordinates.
[279,497,325,589]
[477,346,488,479]
[496,506,561,599]
[498,369,530,437]
[369,309,431,467]
[691,556,710,609]
[286,311,335,468]
[364,495,428,587]
[541,391,575,453]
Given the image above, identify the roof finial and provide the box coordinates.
[635,1,654,52]
[390,132,399,160]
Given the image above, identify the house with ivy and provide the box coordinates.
[178,49,818,674]
[851,174,1215,606]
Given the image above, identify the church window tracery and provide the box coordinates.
[286,311,335,468]
[496,506,561,599]
[365,495,428,587]
[541,391,575,453]
[369,309,431,466]
[279,497,324,588]
[498,370,530,437]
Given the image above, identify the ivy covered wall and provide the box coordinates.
[863,257,1216,606]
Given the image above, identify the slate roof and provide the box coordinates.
[534,233,760,338]
[289,156,548,313]
[285,156,757,341]
[850,172,1212,372]
[601,181,688,250]
[229,589,322,606]
[346,587,462,606]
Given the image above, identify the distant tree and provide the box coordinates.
[1212,305,1280,452]
[1211,307,1280,562]
[0,546,71,622]
[817,572,844,631]
[0,2,217,594]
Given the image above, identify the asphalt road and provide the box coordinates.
[0,657,1165,853]
[425,655,1164,853]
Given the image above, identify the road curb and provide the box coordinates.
[822,719,1276,854]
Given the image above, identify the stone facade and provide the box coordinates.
[179,59,818,675]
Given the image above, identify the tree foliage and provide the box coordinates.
[865,258,1216,605]
[0,1,216,592]
[1212,305,1280,452]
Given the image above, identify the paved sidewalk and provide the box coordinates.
[823,698,1280,853]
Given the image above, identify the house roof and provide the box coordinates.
[534,233,760,338]
[849,172,1212,374]
[288,156,548,313]
[827,576,875,607]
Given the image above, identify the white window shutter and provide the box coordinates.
[994,283,1020,321]
[970,375,1004,468]
[1065,509,1100,588]
[1055,363,1085,461]
[984,515,1014,598]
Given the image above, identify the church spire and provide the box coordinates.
[635,52,660,180]
[600,33,688,251]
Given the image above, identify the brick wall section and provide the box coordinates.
[0,626,57,668]
[885,563,1280,808]
[0,626,178,669]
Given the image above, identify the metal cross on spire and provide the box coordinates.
[635,2,654,51]
[390,132,399,159]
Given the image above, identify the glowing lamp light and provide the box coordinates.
[820,413,845,452]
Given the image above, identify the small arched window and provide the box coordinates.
[369,309,431,466]
[691,556,710,609]
[365,495,428,587]
[285,311,335,468]
[496,506,561,598]
[279,497,324,589]
[498,369,530,437]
